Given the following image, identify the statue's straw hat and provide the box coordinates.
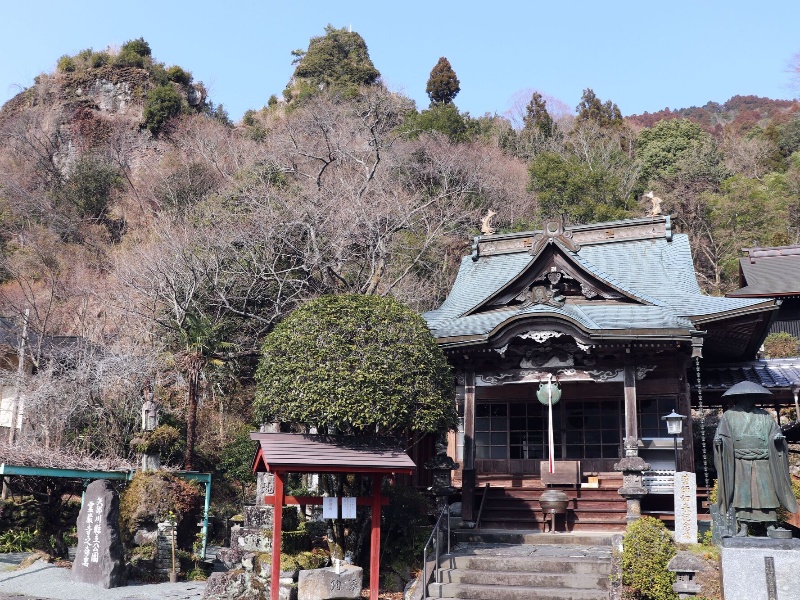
[721,381,772,397]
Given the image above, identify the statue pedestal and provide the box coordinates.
[721,537,800,600]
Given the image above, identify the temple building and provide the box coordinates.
[728,243,800,337]
[424,216,778,530]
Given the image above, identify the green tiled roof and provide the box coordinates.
[425,218,771,344]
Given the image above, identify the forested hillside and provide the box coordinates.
[0,29,798,478]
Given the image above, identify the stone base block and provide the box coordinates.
[721,537,800,600]
[232,526,273,553]
[244,505,274,529]
[298,566,362,600]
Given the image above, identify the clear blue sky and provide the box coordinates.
[1,1,798,124]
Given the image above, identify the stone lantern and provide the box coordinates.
[613,436,650,522]
[667,551,705,598]
[425,435,459,512]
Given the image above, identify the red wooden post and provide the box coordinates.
[370,475,382,600]
[271,472,285,600]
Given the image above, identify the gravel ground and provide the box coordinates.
[0,555,206,600]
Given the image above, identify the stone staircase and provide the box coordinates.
[427,533,616,600]
[474,476,627,532]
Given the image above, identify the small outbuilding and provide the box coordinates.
[251,432,415,600]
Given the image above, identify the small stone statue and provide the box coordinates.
[141,381,159,432]
[713,381,798,536]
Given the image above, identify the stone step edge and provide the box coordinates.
[429,583,609,600]
[438,568,611,582]
[442,555,613,566]
[452,532,618,544]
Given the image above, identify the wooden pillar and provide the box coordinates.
[623,364,638,443]
[370,475,382,600]
[461,370,476,521]
[270,472,285,600]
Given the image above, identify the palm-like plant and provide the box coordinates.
[177,312,233,470]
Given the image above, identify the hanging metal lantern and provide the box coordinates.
[537,376,561,475]
[537,381,561,405]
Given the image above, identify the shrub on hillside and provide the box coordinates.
[57,55,76,73]
[115,38,152,68]
[90,51,110,68]
[143,84,184,134]
[121,37,151,58]
[167,66,192,85]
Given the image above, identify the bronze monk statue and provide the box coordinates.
[713,381,797,536]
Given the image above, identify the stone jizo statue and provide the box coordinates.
[141,382,159,432]
[713,381,797,536]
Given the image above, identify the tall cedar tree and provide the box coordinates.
[426,57,460,105]
[522,92,554,138]
[576,88,623,128]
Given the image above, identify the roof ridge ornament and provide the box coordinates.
[480,210,497,236]
[530,220,581,256]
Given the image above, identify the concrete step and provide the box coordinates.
[429,538,615,600]
[429,583,608,600]
[454,530,616,546]
[442,554,611,575]
[439,568,608,589]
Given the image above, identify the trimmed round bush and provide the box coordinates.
[621,516,677,600]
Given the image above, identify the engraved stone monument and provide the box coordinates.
[298,564,363,600]
[72,479,126,588]
[673,471,698,544]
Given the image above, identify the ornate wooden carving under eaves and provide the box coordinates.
[517,330,566,344]
[501,334,594,371]
[476,364,658,386]
[635,365,657,380]
[489,265,623,312]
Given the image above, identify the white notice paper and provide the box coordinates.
[322,496,338,519]
[341,497,357,519]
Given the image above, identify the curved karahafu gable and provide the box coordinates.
[425,217,775,361]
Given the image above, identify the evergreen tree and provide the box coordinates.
[405,103,469,142]
[426,57,460,105]
[522,92,554,139]
[576,88,623,128]
[255,294,456,436]
[287,25,380,100]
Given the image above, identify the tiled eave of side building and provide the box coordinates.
[425,217,776,361]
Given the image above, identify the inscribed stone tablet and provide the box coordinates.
[71,479,125,588]
[298,565,363,600]
[673,471,698,544]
